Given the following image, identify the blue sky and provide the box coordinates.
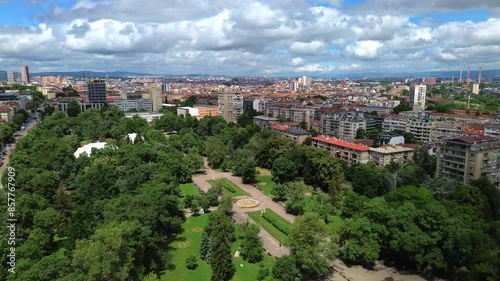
[0,0,499,76]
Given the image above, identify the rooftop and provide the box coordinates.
[448,136,499,144]
[370,145,414,154]
[312,136,370,151]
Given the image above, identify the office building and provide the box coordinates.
[7,71,14,83]
[410,84,426,112]
[436,136,500,185]
[87,79,107,104]
[21,66,30,84]
[0,71,6,81]
[149,83,163,112]
[218,93,243,123]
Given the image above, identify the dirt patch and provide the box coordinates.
[191,227,204,232]
[177,241,191,248]
[257,167,271,175]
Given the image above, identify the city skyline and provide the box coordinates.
[1,0,500,76]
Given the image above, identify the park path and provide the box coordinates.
[192,163,293,257]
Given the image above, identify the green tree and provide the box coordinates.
[186,255,198,270]
[352,162,388,198]
[67,101,81,117]
[205,137,227,168]
[355,128,366,139]
[271,183,289,201]
[340,217,381,264]
[72,221,147,281]
[311,190,334,222]
[302,146,343,199]
[241,224,263,263]
[272,255,302,281]
[209,212,235,281]
[285,182,306,215]
[271,157,297,184]
[290,213,337,277]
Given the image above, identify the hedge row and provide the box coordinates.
[262,211,292,236]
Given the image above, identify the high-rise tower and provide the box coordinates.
[20,66,30,84]
[87,79,107,104]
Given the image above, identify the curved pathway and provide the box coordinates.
[193,164,293,257]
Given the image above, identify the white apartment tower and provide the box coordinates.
[218,93,243,123]
[410,84,426,112]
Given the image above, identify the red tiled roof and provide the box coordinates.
[270,124,289,131]
[312,136,370,151]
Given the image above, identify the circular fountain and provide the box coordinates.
[236,198,259,208]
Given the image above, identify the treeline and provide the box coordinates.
[0,108,209,281]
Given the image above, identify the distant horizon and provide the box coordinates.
[1,0,500,76]
[2,68,500,80]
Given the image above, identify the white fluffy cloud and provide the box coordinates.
[0,0,499,76]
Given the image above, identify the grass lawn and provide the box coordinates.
[232,228,275,281]
[163,215,211,281]
[303,195,318,213]
[178,183,203,206]
[164,214,275,281]
[207,178,248,197]
[248,209,291,247]
[256,174,273,196]
[327,215,343,234]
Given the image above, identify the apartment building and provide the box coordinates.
[382,115,407,132]
[355,105,393,115]
[265,106,314,129]
[218,93,243,123]
[406,117,434,142]
[112,99,152,112]
[338,111,372,140]
[149,83,163,112]
[436,136,500,185]
[369,146,415,167]
[485,123,500,138]
[312,136,370,165]
[319,109,343,137]
[87,79,107,104]
[271,124,310,144]
[429,121,463,142]
[410,84,426,112]
[253,115,278,129]
[0,106,14,121]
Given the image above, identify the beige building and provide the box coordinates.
[436,136,500,184]
[270,124,310,144]
[0,106,14,121]
[177,105,218,120]
[218,93,243,123]
[369,146,415,167]
[149,83,163,112]
[312,136,370,165]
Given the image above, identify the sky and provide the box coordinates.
[0,0,500,77]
